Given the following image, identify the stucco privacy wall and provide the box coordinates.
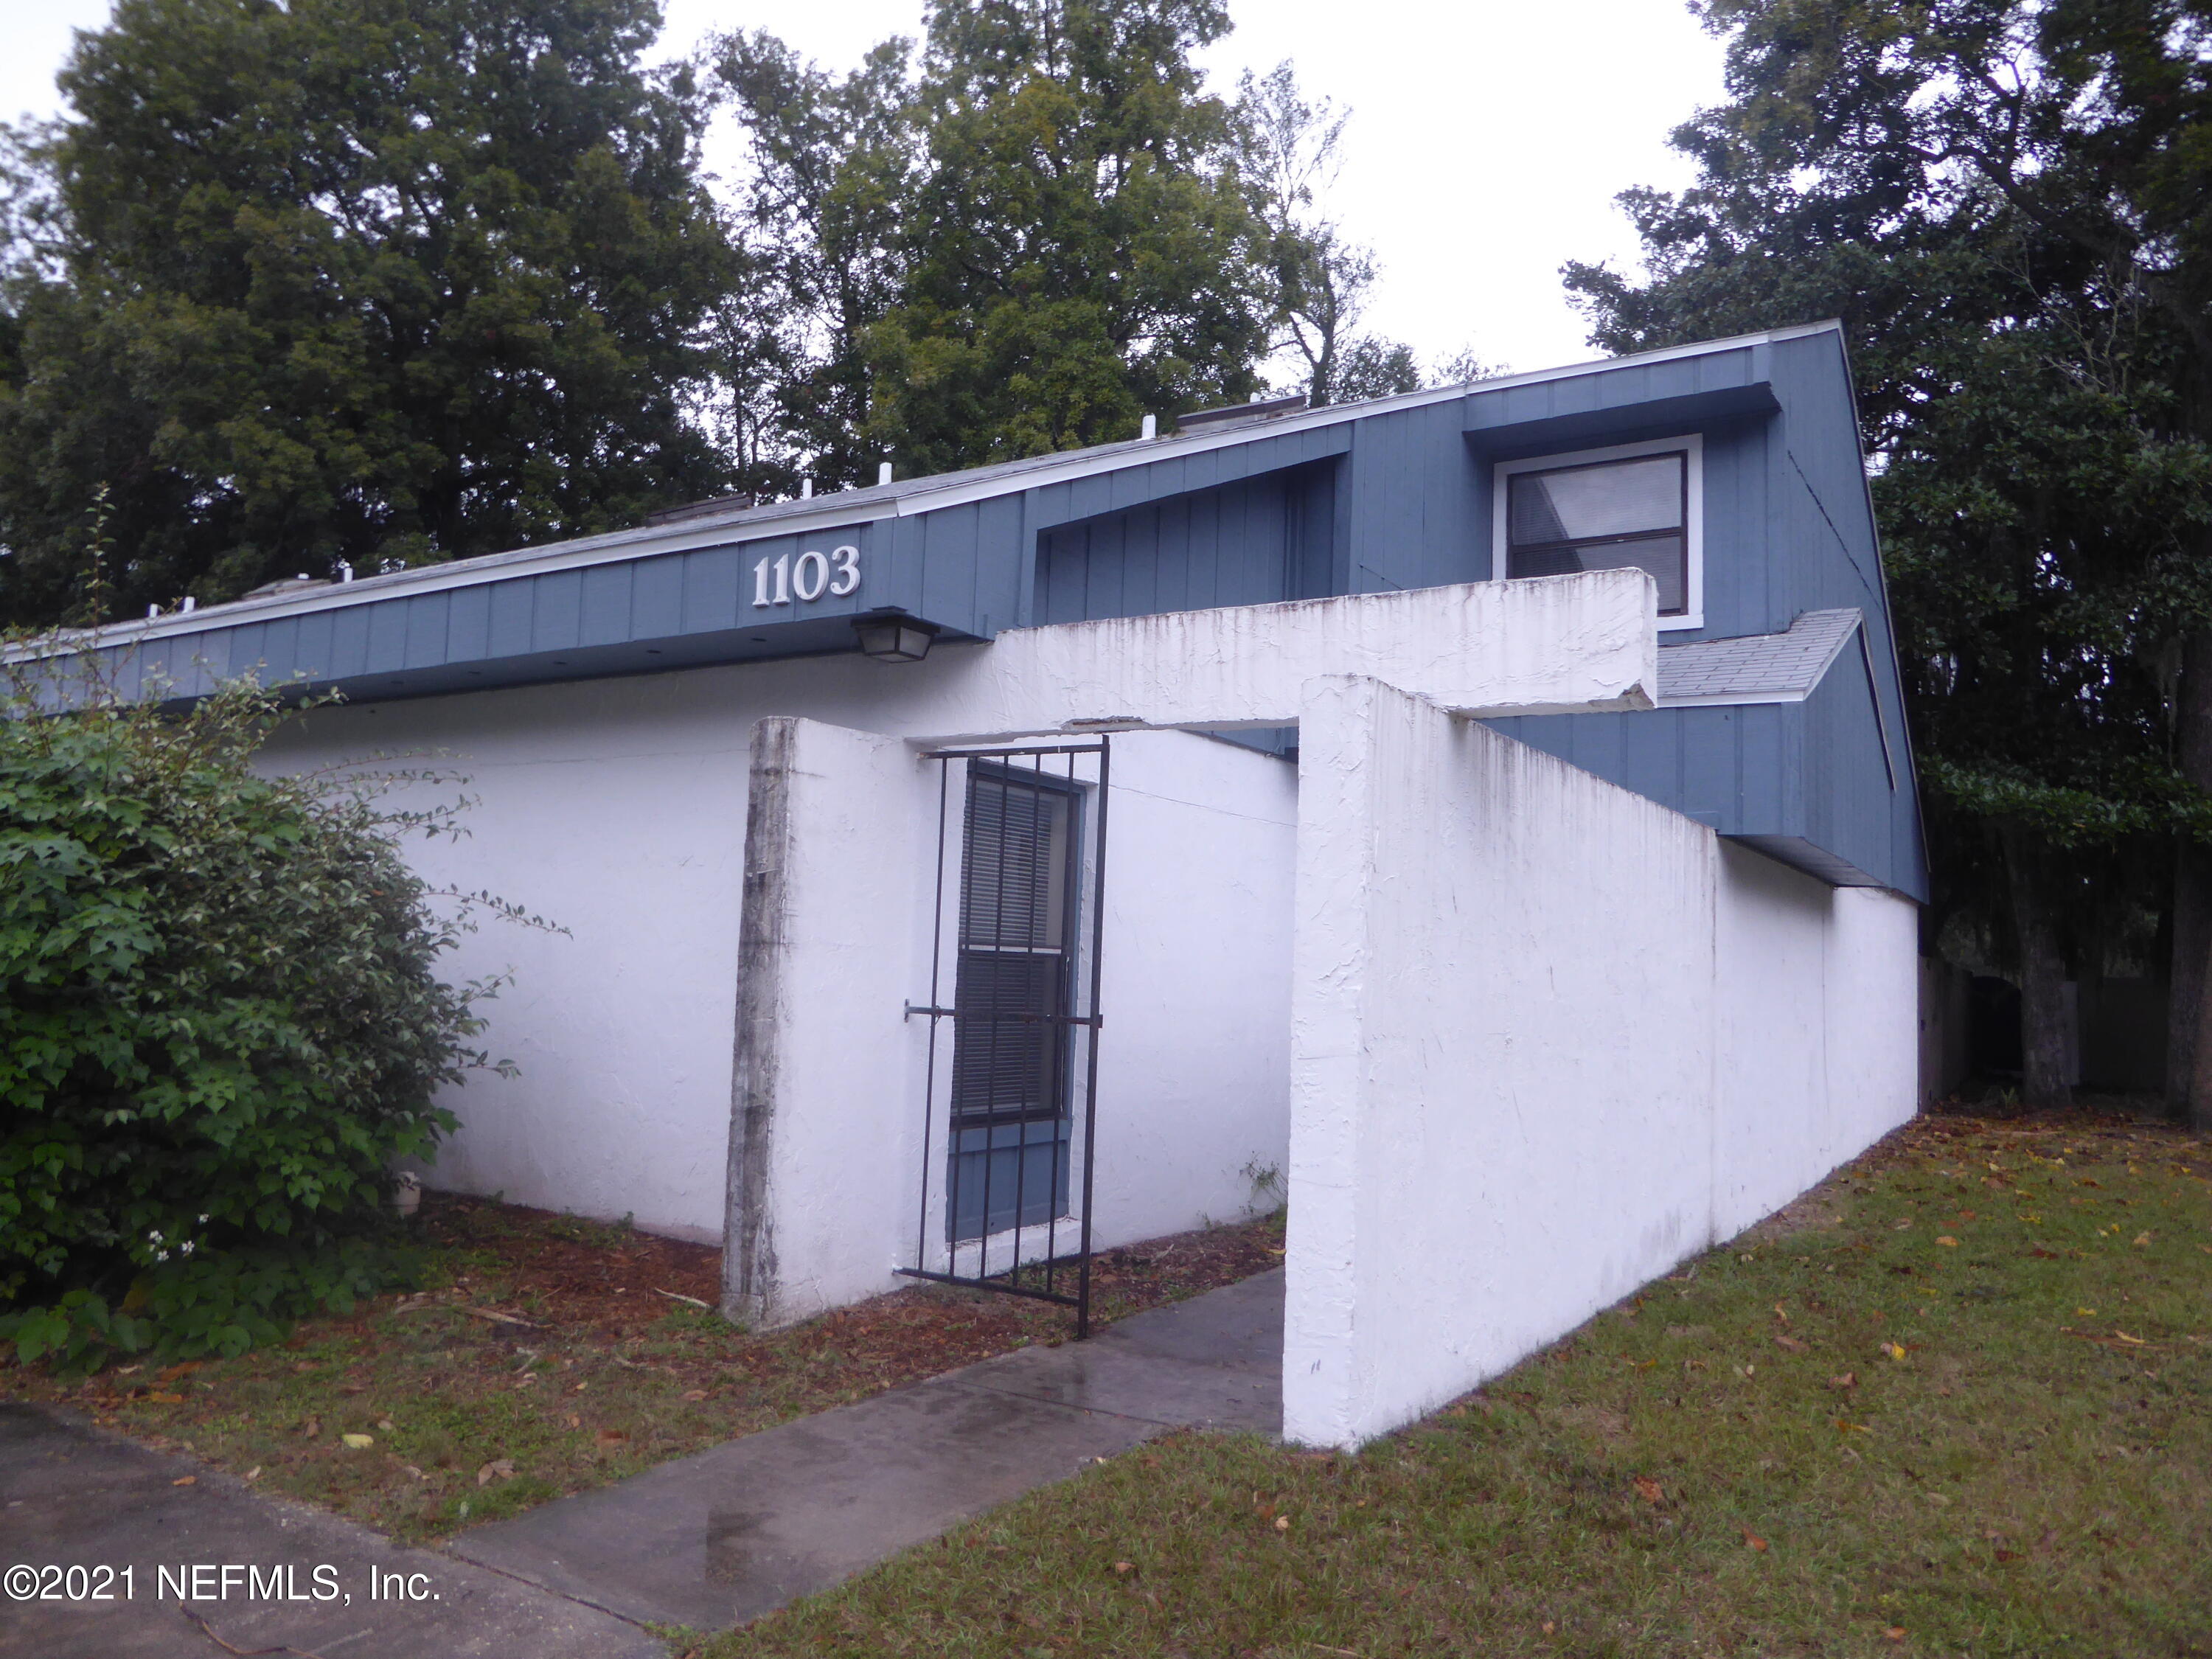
[1284,677,1717,1449]
[1281,678,1917,1450]
[1710,843,1920,1239]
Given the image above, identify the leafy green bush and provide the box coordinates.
[1,664,515,1368]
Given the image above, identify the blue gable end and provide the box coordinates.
[50,322,1924,901]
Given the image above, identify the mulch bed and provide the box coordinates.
[2,1196,1287,1544]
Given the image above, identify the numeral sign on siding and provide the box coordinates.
[752,545,860,608]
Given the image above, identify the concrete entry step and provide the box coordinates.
[451,1267,1284,1632]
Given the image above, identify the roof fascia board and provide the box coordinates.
[29,500,906,652]
[38,321,1846,656]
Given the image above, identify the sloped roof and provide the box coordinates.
[24,320,1844,654]
[1656,608,1862,706]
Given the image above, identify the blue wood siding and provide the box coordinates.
[79,326,1923,900]
[1037,467,1336,624]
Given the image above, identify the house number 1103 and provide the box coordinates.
[752,545,860,608]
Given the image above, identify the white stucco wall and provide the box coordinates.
[1283,676,1718,1449]
[257,676,1302,1264]
[722,717,937,1323]
[260,681,754,1242]
[1709,844,1919,1237]
[253,574,1640,1245]
[1083,731,1298,1245]
[1280,678,1921,1450]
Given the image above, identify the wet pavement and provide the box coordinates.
[0,1403,661,1659]
[451,1267,1285,1631]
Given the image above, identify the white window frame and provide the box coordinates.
[1492,432,1705,633]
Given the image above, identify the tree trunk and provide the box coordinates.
[2168,844,2207,1112]
[2004,827,2073,1109]
[2173,630,2212,1126]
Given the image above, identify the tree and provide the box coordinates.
[0,0,747,625]
[713,29,917,491]
[1232,61,1422,408]
[1566,0,2212,1114]
[718,1,1276,481]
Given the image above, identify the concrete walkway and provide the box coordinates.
[453,1267,1284,1632]
[0,1403,660,1659]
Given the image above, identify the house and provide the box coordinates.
[69,321,1924,1448]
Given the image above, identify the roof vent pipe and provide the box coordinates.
[801,476,813,499]
[877,460,893,487]
[1141,414,1157,440]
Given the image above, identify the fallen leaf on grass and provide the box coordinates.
[1834,1419,1871,1434]
[681,1389,709,1402]
[1741,1527,1768,1551]
[171,1476,196,1486]
[1111,1561,1135,1575]
[1883,1342,1907,1361]
[1829,1372,1857,1390]
[242,1468,260,1482]
[1773,1304,1791,1324]
[1274,1515,1291,1531]
[1935,1236,1959,1248]
[2132,1231,2152,1246]
[595,1429,629,1447]
[341,1433,375,1450]
[1774,1334,1808,1354]
[1883,1628,1907,1643]
[145,1392,184,1405]
[1632,1476,1663,1506]
[476,1458,515,1486]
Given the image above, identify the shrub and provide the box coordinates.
[0,664,516,1368]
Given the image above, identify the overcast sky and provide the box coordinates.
[1,1,1731,375]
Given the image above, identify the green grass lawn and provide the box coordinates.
[698,1112,2211,1659]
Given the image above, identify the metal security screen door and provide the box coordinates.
[900,739,1109,1335]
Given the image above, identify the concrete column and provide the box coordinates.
[722,717,936,1328]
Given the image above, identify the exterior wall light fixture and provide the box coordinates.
[852,609,939,664]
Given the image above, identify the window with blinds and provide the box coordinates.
[948,771,1078,1125]
[1505,449,1689,616]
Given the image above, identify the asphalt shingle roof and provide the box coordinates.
[1656,608,1862,706]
